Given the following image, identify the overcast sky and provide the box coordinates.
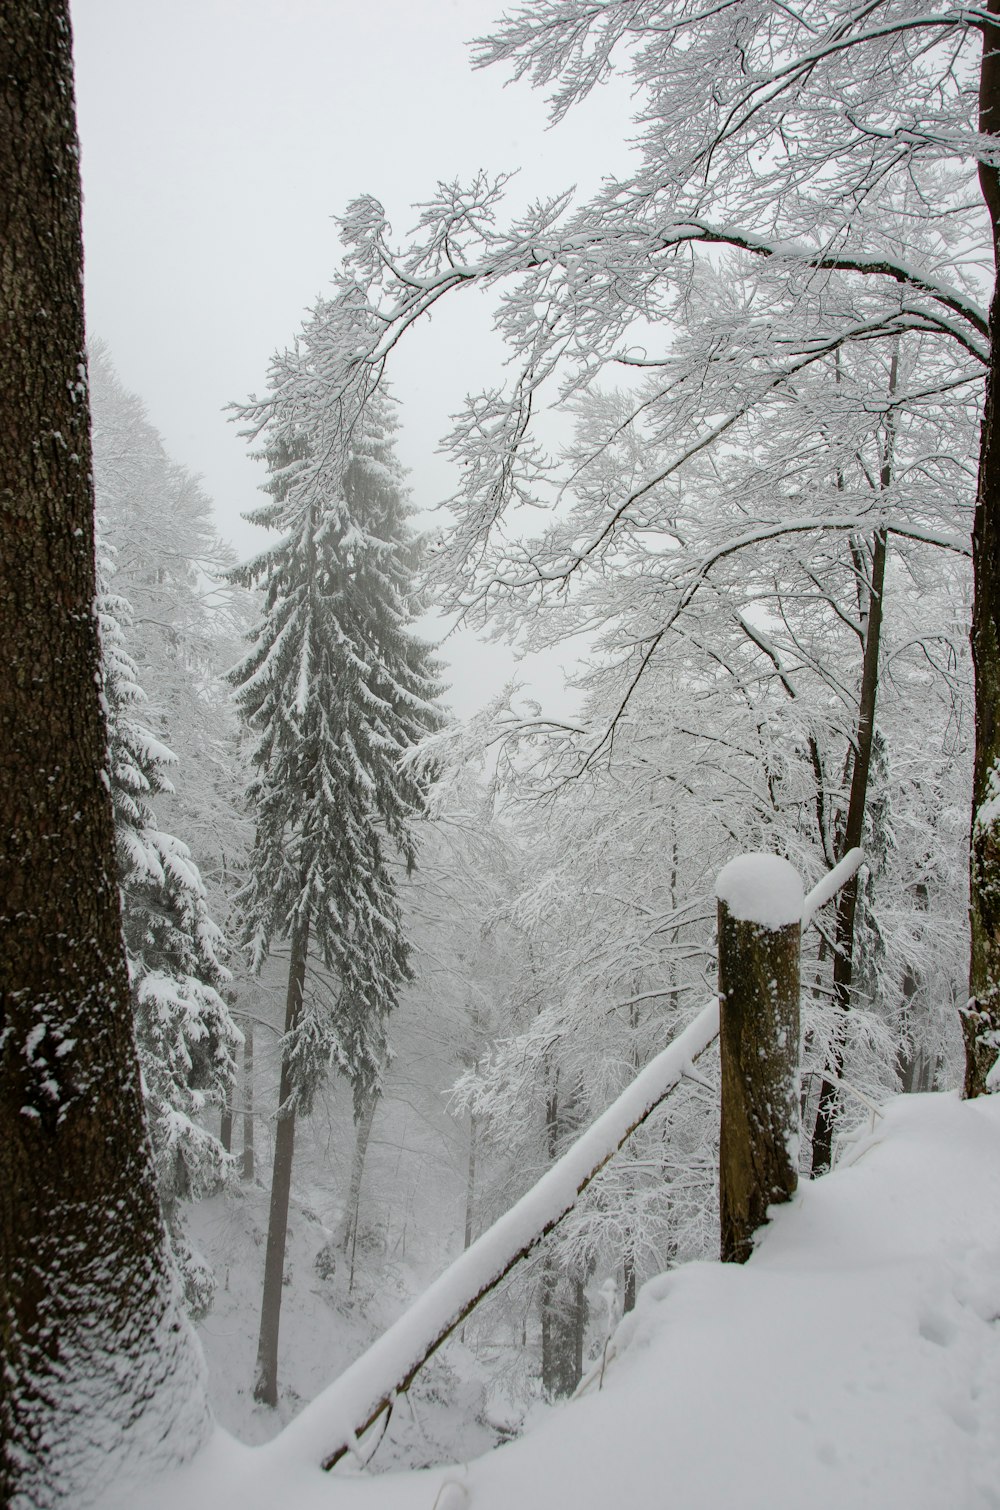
[70,0,636,715]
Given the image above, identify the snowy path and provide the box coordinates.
[115,1091,1000,1510]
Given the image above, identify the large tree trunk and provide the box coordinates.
[253,916,309,1406]
[967,1,1000,1096]
[0,6,209,1504]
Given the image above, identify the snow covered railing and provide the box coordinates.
[276,847,863,1473]
[801,847,865,931]
[275,1002,720,1472]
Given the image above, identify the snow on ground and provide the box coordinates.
[187,1182,503,1465]
[115,1091,1000,1509]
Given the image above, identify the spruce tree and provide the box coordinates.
[231,353,442,1405]
[97,538,241,1314]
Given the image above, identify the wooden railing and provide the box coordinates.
[273,847,864,1474]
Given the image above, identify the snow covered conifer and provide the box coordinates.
[231,343,442,1405]
[97,537,240,1315]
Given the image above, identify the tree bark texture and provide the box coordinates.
[0,6,209,1504]
[718,900,801,1264]
[968,0,1000,1095]
[253,917,309,1406]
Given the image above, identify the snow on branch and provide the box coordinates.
[272,998,721,1474]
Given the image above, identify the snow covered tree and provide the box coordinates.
[0,5,209,1503]
[97,538,241,1315]
[231,352,442,1405]
[88,340,250,906]
[284,0,1000,1093]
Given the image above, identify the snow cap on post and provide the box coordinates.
[715,853,804,930]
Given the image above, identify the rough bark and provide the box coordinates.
[718,900,801,1264]
[967,0,1000,1095]
[0,6,209,1503]
[253,916,309,1406]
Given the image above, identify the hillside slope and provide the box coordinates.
[117,1091,1000,1510]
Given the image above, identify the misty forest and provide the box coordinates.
[5,1,1000,1507]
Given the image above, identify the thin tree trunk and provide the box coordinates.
[623,1254,637,1314]
[812,349,898,1171]
[342,1089,379,1293]
[572,1277,587,1387]
[539,1257,558,1398]
[811,525,888,1171]
[242,1021,255,1182]
[220,1093,234,1155]
[540,1072,560,1395]
[0,7,209,1501]
[253,915,309,1407]
[967,2,1000,1095]
[464,1110,478,1251]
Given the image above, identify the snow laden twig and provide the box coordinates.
[272,999,721,1473]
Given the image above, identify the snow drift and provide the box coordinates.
[114,1090,1000,1510]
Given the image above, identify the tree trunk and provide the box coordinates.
[253,916,309,1407]
[342,1088,379,1292]
[220,1096,234,1155]
[623,1253,637,1315]
[572,1276,587,1387]
[811,525,888,1172]
[464,1110,478,1250]
[539,1256,559,1398]
[967,1,1000,1095]
[0,7,209,1503]
[242,1019,255,1182]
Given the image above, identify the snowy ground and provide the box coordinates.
[188,1183,506,1465]
[114,1090,1000,1509]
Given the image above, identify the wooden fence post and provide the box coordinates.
[716,854,803,1264]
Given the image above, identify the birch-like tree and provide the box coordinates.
[231,353,442,1405]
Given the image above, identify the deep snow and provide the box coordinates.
[112,1090,1000,1509]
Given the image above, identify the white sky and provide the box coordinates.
[70,0,637,716]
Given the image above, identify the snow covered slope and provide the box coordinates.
[115,1091,1000,1510]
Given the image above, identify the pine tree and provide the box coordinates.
[97,538,241,1315]
[231,356,442,1405]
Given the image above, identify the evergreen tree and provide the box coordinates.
[88,340,250,905]
[97,537,241,1315]
[231,354,442,1405]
